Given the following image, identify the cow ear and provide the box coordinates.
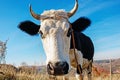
[71,17,91,32]
[18,21,40,36]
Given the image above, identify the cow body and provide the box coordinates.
[69,32,94,80]
[70,32,94,60]
[18,0,94,80]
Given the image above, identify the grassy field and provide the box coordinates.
[0,64,120,80]
[0,73,120,80]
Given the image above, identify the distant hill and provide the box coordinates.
[93,58,120,74]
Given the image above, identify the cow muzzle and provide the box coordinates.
[47,62,69,75]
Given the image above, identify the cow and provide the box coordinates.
[18,0,94,80]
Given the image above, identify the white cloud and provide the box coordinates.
[94,34,120,60]
[94,33,120,52]
[77,0,120,16]
[94,48,120,60]
[96,33,120,44]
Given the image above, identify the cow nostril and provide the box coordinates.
[48,63,54,71]
[62,62,69,73]
[47,63,55,75]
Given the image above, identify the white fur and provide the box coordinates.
[39,9,71,68]
[40,9,68,20]
[75,73,81,80]
[69,49,83,68]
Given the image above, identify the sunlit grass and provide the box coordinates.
[0,64,120,80]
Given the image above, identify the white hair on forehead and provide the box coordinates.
[41,9,68,19]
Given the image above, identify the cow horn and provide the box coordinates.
[67,0,78,18]
[29,4,40,20]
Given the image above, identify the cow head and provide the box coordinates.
[18,0,91,76]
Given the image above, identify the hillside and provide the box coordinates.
[94,58,120,74]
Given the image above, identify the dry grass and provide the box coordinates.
[0,64,120,80]
[92,74,120,80]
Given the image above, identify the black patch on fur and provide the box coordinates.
[72,17,91,32]
[70,32,94,60]
[18,21,40,35]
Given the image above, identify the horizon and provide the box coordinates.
[0,0,120,66]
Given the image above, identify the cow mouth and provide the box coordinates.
[47,62,69,76]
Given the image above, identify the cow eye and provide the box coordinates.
[67,28,73,37]
[39,30,43,35]
[39,30,45,39]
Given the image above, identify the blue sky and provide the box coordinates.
[0,0,120,66]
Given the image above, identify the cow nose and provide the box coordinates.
[47,62,69,75]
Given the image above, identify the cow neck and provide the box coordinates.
[69,24,82,74]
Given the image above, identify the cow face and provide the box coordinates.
[39,10,70,75]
